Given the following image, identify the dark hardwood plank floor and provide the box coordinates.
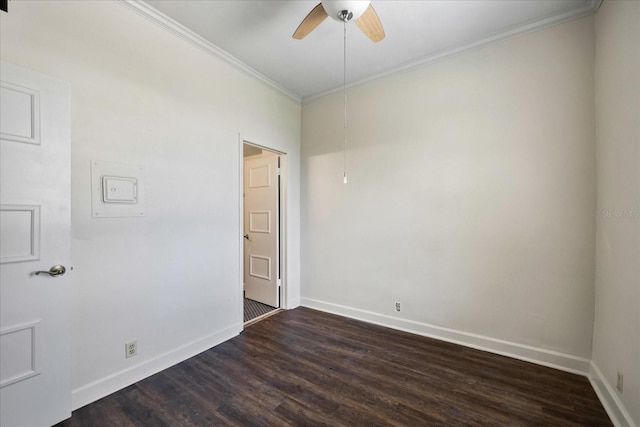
[56,307,612,426]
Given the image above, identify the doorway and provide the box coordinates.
[242,142,285,324]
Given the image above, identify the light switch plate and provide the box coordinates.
[91,161,145,218]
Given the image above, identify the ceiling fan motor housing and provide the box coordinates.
[321,0,371,22]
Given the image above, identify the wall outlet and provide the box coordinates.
[125,341,137,359]
[395,302,401,312]
[616,372,623,393]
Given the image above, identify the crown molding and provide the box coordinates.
[117,0,602,105]
[303,0,603,103]
[117,0,302,105]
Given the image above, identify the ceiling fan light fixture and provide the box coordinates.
[321,0,371,22]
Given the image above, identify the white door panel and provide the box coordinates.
[0,61,72,426]
[243,153,279,307]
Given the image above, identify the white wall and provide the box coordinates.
[0,0,300,408]
[592,1,640,425]
[301,17,596,368]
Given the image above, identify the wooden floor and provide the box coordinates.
[57,307,612,426]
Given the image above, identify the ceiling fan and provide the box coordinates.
[293,0,385,42]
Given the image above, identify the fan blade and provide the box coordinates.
[355,4,385,42]
[293,3,329,39]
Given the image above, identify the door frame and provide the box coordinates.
[238,136,288,326]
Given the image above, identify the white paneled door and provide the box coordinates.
[243,152,279,308]
[0,61,72,426]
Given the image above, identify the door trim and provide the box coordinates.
[238,136,288,327]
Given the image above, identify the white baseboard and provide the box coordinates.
[589,362,637,427]
[301,297,591,375]
[72,323,242,410]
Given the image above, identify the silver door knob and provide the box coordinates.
[34,265,66,277]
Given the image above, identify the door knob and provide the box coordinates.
[243,234,250,240]
[34,265,66,277]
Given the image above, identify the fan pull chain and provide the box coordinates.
[343,20,348,184]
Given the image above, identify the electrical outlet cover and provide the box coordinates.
[616,372,623,392]
[125,341,137,359]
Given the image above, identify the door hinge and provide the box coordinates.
[277,168,281,176]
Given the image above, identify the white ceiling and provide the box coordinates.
[139,0,600,101]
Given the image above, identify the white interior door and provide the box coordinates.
[243,151,279,308]
[0,61,72,426]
